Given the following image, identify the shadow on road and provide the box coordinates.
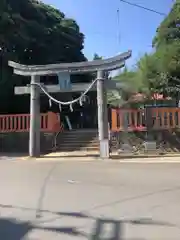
[0,217,86,240]
[0,208,177,239]
[0,218,31,240]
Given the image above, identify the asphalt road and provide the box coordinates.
[0,160,180,239]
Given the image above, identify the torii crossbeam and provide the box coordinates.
[8,50,132,159]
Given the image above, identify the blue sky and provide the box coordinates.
[42,0,174,67]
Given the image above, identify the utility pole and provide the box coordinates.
[117,9,121,48]
[97,70,109,159]
[29,75,40,157]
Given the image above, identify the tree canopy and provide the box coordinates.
[153,0,180,49]
[110,0,180,105]
[93,53,102,60]
[0,0,86,113]
[0,0,86,64]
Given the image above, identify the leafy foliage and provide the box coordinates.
[0,0,85,64]
[110,0,180,105]
[93,53,102,60]
[107,68,143,106]
[150,0,180,96]
[0,0,86,113]
[153,0,180,48]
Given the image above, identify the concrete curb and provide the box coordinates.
[17,155,180,163]
[18,155,99,161]
[19,153,180,159]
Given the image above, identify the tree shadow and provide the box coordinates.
[0,210,177,240]
[0,218,31,240]
[0,217,86,240]
[91,218,122,240]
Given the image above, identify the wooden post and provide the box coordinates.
[29,75,40,157]
[97,70,109,159]
[111,109,118,131]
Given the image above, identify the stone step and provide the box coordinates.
[60,132,97,136]
[61,135,98,138]
[61,130,98,135]
[59,137,98,142]
[59,138,98,143]
[56,129,99,152]
[60,136,98,140]
[58,146,99,151]
[59,142,99,147]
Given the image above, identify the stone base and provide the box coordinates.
[0,132,55,154]
[143,141,157,152]
[100,139,110,159]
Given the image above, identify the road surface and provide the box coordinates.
[0,160,180,239]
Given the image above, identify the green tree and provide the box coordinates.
[0,0,86,113]
[122,0,180,99]
[0,0,86,65]
[153,0,180,48]
[93,53,102,60]
[136,53,166,95]
[152,0,180,97]
[107,67,146,107]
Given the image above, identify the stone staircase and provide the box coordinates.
[57,129,99,152]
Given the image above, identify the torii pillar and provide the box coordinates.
[97,70,109,159]
[29,75,41,157]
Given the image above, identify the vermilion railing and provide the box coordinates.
[0,112,62,133]
[111,108,180,131]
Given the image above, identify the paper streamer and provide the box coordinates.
[59,103,62,112]
[49,99,52,108]
[70,104,73,112]
[79,98,83,106]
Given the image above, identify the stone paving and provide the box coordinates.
[0,160,180,239]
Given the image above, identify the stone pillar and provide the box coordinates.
[29,75,40,157]
[97,70,109,159]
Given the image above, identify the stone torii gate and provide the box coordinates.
[8,51,131,159]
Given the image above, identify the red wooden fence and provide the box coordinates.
[0,112,62,133]
[1,108,180,133]
[111,108,180,131]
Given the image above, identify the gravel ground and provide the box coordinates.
[111,130,180,155]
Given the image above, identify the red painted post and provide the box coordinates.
[111,109,118,131]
